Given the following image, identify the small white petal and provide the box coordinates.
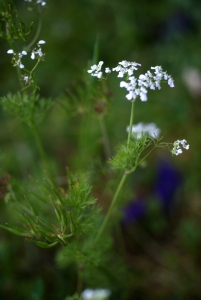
[118,71,124,78]
[38,40,46,45]
[31,52,35,59]
[7,49,14,54]
[97,72,102,78]
[168,77,174,87]
[139,74,146,80]
[128,69,133,76]
[120,81,128,88]
[126,91,135,100]
[140,92,147,101]
[105,67,111,73]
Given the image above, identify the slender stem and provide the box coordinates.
[94,172,127,244]
[24,10,42,52]
[30,59,41,75]
[16,66,23,90]
[99,116,111,159]
[76,265,83,296]
[30,123,50,175]
[94,100,136,244]
[127,100,135,148]
[7,39,23,89]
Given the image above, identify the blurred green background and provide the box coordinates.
[1,0,201,299]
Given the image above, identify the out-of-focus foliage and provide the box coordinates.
[0,0,201,299]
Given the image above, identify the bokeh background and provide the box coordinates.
[0,0,201,299]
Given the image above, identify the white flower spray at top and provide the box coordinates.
[88,60,174,102]
[87,60,189,156]
[7,40,46,85]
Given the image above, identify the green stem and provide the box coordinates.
[24,10,42,52]
[127,100,135,148]
[76,265,83,296]
[128,146,157,174]
[30,59,41,75]
[30,123,50,175]
[94,172,128,244]
[94,100,136,244]
[7,39,23,89]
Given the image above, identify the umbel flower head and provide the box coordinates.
[87,60,174,102]
[7,40,46,69]
[7,49,27,69]
[172,139,190,155]
[126,122,161,139]
[87,61,104,78]
[31,40,46,60]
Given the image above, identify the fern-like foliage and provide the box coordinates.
[0,172,103,250]
[0,0,33,41]
[0,92,53,125]
[109,133,156,171]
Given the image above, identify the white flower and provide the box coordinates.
[87,61,104,78]
[19,63,25,69]
[120,64,174,101]
[31,41,45,60]
[172,139,190,155]
[127,122,161,139]
[87,60,174,102]
[105,67,111,73]
[168,77,174,87]
[37,0,46,5]
[38,40,46,45]
[7,49,14,54]
[22,75,29,84]
[25,0,46,6]
[112,60,141,78]
[31,52,35,59]
[7,49,27,69]
[81,288,111,300]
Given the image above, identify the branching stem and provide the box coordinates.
[127,100,135,148]
[95,100,136,244]
[94,172,128,244]
[30,123,50,175]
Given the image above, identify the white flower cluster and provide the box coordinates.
[7,49,27,69]
[7,40,46,69]
[112,60,141,77]
[81,288,111,300]
[172,139,189,155]
[31,40,46,60]
[24,0,46,6]
[87,60,174,102]
[126,122,161,139]
[87,61,105,78]
[120,65,174,101]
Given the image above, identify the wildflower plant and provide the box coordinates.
[0,1,190,299]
